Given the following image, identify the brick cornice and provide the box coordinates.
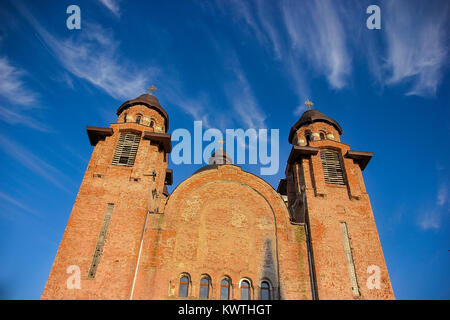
[345,150,373,171]
[143,131,172,153]
[86,126,113,146]
[287,146,319,164]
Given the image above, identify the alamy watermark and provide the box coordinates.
[366,5,381,30]
[66,5,81,30]
[171,121,279,176]
[66,265,81,289]
[366,265,381,289]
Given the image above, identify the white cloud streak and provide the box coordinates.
[215,0,448,101]
[0,133,74,194]
[418,211,441,231]
[0,105,51,132]
[383,0,449,96]
[0,56,50,131]
[16,3,153,101]
[159,83,212,128]
[98,0,121,17]
[0,190,42,219]
[227,66,267,129]
[419,182,449,231]
[437,184,448,207]
[17,2,228,130]
[215,0,351,115]
[281,0,351,90]
[0,56,38,106]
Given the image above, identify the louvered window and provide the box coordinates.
[112,132,140,166]
[321,150,345,185]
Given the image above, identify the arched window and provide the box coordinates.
[149,120,154,128]
[240,280,251,300]
[320,132,325,140]
[220,278,231,300]
[135,114,142,124]
[179,275,189,297]
[260,281,271,300]
[305,130,312,145]
[124,113,128,123]
[200,276,210,299]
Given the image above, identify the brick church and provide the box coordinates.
[42,93,394,300]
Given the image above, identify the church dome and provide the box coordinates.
[208,149,232,165]
[192,149,234,175]
[288,109,342,144]
[116,94,169,132]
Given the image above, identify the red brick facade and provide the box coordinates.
[41,95,394,300]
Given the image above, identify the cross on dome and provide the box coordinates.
[147,85,157,95]
[305,99,314,110]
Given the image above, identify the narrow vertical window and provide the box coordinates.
[135,114,142,124]
[320,150,345,185]
[88,203,114,278]
[240,280,250,300]
[220,278,230,300]
[199,277,210,299]
[112,132,141,167]
[340,222,360,296]
[179,275,189,297]
[305,131,312,145]
[260,281,270,300]
[124,113,127,123]
[149,120,154,128]
[320,132,325,140]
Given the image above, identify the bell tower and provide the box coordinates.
[282,101,394,299]
[42,92,172,299]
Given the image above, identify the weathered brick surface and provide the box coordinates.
[42,99,393,300]
[41,104,169,300]
[287,122,395,300]
[131,165,311,300]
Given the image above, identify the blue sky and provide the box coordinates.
[0,0,449,300]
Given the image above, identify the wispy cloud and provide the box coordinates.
[18,2,228,130]
[16,3,153,101]
[383,0,449,96]
[213,0,448,102]
[419,210,441,231]
[209,36,267,129]
[98,0,121,17]
[0,56,38,106]
[0,133,74,194]
[226,65,267,129]
[255,0,283,60]
[0,56,50,131]
[281,0,351,90]
[0,190,42,219]
[159,82,212,128]
[437,184,448,207]
[214,0,351,114]
[216,0,265,48]
[418,182,449,231]
[0,105,51,132]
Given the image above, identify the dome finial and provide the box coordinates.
[305,99,314,110]
[147,85,157,95]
